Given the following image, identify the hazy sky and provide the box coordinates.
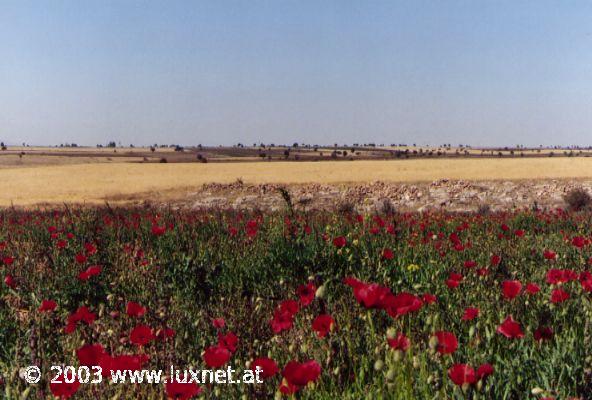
[2,1,592,147]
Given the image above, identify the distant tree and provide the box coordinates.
[107,141,116,148]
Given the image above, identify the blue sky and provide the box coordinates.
[1,1,592,147]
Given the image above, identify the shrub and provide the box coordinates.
[563,188,591,211]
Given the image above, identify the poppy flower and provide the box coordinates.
[476,363,494,380]
[4,275,16,288]
[165,382,202,400]
[333,236,346,248]
[50,375,80,399]
[312,314,335,338]
[203,345,231,368]
[2,256,14,265]
[217,331,238,353]
[543,250,556,260]
[252,357,279,380]
[550,288,570,303]
[126,301,147,317]
[84,242,97,255]
[100,354,150,376]
[572,236,586,248]
[75,253,87,264]
[282,360,321,391]
[130,324,155,346]
[445,272,463,289]
[432,331,458,354]
[78,265,102,281]
[382,248,394,260]
[502,280,522,300]
[525,283,541,295]
[77,344,106,366]
[344,279,391,309]
[385,292,423,318]
[65,306,96,334]
[534,326,554,342]
[490,254,501,266]
[464,260,477,269]
[39,299,57,312]
[448,364,476,386]
[497,316,524,339]
[580,271,592,292]
[212,317,225,329]
[270,300,299,334]
[546,269,577,285]
[387,333,410,351]
[157,327,176,340]
[461,307,479,321]
[152,225,167,236]
[297,282,316,306]
[422,293,437,304]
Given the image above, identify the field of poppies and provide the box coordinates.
[1,206,591,399]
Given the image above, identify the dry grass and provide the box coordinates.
[2,158,592,206]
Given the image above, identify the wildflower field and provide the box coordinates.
[1,207,591,399]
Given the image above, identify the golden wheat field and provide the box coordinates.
[1,157,592,206]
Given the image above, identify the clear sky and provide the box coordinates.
[2,1,592,147]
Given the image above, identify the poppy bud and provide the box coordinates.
[393,350,403,362]
[386,368,396,381]
[274,391,282,400]
[469,326,475,338]
[462,383,470,392]
[288,344,295,353]
[531,388,545,395]
[333,367,340,376]
[386,327,396,339]
[315,285,326,299]
[374,359,384,371]
[476,380,483,391]
[300,344,308,353]
[428,335,439,350]
[245,361,251,369]
[412,357,420,369]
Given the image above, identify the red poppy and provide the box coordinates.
[203,345,231,368]
[4,274,16,288]
[502,280,522,300]
[39,299,57,312]
[422,293,437,304]
[212,317,226,329]
[165,382,202,400]
[385,292,423,318]
[387,333,410,351]
[572,236,586,248]
[534,326,554,342]
[490,254,501,266]
[543,250,557,260]
[546,269,577,285]
[50,375,80,399]
[126,301,147,317]
[78,265,102,281]
[580,271,592,292]
[476,363,494,380]
[100,354,150,376]
[84,242,97,255]
[282,360,321,391]
[445,272,463,289]
[461,307,479,321]
[525,283,541,295]
[382,248,394,260]
[130,324,155,346]
[270,300,300,334]
[550,288,570,303]
[332,236,346,248]
[312,314,335,338]
[218,331,238,353]
[152,225,167,236]
[433,331,458,354]
[297,282,316,306]
[497,316,524,339]
[344,278,391,309]
[252,357,279,380]
[464,260,477,269]
[77,344,106,366]
[65,306,96,334]
[75,253,87,264]
[2,256,14,265]
[448,364,476,386]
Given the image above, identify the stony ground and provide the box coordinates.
[177,179,592,213]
